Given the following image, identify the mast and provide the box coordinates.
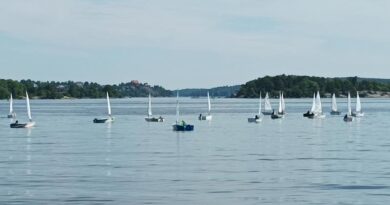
[106,92,112,117]
[9,94,13,114]
[26,92,32,121]
[347,92,352,116]
[278,92,283,113]
[258,92,262,115]
[281,92,285,113]
[148,94,152,117]
[176,92,179,123]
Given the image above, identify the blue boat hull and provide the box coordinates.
[173,124,194,131]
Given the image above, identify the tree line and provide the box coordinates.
[0,79,172,99]
[235,75,390,98]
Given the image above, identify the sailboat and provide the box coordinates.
[303,93,316,118]
[330,93,341,115]
[343,92,353,122]
[271,92,285,119]
[173,92,194,131]
[198,92,212,120]
[248,92,263,123]
[10,92,35,128]
[145,94,164,122]
[93,92,114,123]
[7,94,16,118]
[262,92,273,115]
[308,91,325,119]
[352,91,364,117]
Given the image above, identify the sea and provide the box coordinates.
[0,97,390,204]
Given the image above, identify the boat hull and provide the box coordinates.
[308,114,326,119]
[352,112,364,117]
[271,114,284,119]
[199,114,212,121]
[10,121,35,128]
[303,112,314,118]
[173,124,194,131]
[330,111,341,115]
[93,118,114,123]
[262,111,273,115]
[145,117,164,122]
[248,116,262,123]
[7,113,16,118]
[343,115,353,122]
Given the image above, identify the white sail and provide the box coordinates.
[148,94,152,116]
[207,92,211,114]
[356,91,361,113]
[314,91,322,114]
[10,94,13,114]
[264,92,272,111]
[258,92,262,115]
[347,92,352,116]
[176,92,179,123]
[331,93,338,112]
[278,92,283,113]
[26,92,32,121]
[282,92,285,113]
[310,93,316,112]
[106,92,112,116]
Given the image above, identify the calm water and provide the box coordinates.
[1,97,390,204]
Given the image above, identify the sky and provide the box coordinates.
[1,0,390,89]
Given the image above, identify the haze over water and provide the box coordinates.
[1,97,390,204]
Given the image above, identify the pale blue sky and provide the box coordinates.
[1,0,390,89]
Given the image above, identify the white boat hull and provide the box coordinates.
[25,121,35,128]
[199,114,212,121]
[7,113,16,118]
[352,112,364,117]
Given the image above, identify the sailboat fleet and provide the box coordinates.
[3,90,367,129]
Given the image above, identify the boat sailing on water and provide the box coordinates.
[262,92,273,115]
[7,94,16,118]
[198,92,212,121]
[248,92,262,123]
[271,92,285,119]
[173,92,194,131]
[330,93,341,115]
[145,94,164,122]
[352,91,364,117]
[93,92,114,123]
[10,92,35,128]
[303,93,316,118]
[343,92,353,122]
[308,91,325,119]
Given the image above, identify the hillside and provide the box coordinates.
[176,85,241,97]
[235,75,390,98]
[0,79,172,99]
